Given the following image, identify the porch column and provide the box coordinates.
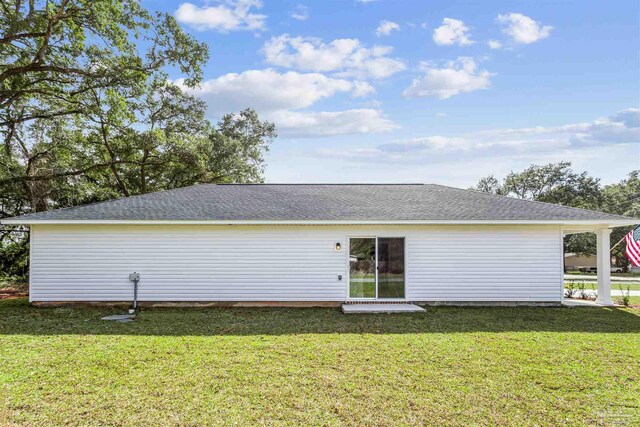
[595,228,614,306]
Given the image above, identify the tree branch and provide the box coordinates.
[0,160,132,185]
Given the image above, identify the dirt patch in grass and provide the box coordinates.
[0,281,27,300]
[0,287,28,300]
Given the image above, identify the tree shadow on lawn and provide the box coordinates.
[0,298,639,336]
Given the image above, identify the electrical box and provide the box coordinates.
[129,272,140,282]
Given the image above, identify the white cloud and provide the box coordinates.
[610,108,640,128]
[323,109,640,163]
[175,69,373,113]
[497,13,552,44]
[175,69,398,138]
[175,0,266,32]
[267,109,398,137]
[487,39,502,49]
[290,4,309,21]
[351,81,376,97]
[432,18,474,46]
[403,57,493,99]
[376,20,400,37]
[262,34,406,79]
[478,108,640,148]
[380,136,470,153]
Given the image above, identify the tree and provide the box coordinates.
[0,0,207,124]
[473,175,503,195]
[490,162,604,209]
[1,0,208,187]
[0,1,277,280]
[602,171,640,267]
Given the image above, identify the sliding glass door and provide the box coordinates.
[377,238,405,298]
[348,238,376,298]
[349,237,405,299]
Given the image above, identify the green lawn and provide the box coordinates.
[615,295,640,306]
[1,299,639,426]
[613,283,640,291]
[566,271,640,277]
[348,274,405,298]
[348,274,376,298]
[564,281,640,291]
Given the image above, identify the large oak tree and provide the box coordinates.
[0,1,276,278]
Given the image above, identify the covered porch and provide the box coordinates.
[562,226,617,306]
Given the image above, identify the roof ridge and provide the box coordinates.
[2,182,637,224]
[214,183,426,185]
[428,183,631,220]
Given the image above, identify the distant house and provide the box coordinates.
[2,184,636,306]
[564,253,597,272]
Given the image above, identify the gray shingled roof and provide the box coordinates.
[2,184,636,223]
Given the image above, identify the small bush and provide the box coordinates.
[565,282,576,298]
[618,285,631,307]
[578,282,589,299]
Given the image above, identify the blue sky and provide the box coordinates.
[149,0,639,186]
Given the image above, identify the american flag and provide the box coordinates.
[625,225,640,267]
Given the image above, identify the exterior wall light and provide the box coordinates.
[335,242,342,251]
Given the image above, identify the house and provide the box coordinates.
[1,184,636,307]
[564,253,597,272]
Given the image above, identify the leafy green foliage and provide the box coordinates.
[478,162,604,209]
[618,285,631,306]
[603,171,640,266]
[0,0,208,125]
[0,229,28,278]
[0,1,276,280]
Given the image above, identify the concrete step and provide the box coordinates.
[342,303,425,314]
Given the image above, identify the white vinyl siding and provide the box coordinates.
[29,224,563,303]
[406,228,563,302]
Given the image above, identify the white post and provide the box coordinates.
[596,228,613,306]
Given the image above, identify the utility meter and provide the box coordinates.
[129,272,140,312]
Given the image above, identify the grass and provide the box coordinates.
[566,271,640,277]
[0,299,639,426]
[614,295,640,306]
[348,274,405,298]
[565,281,640,291]
[0,279,28,291]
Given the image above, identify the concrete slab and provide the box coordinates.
[562,298,606,308]
[101,314,135,322]
[342,303,425,314]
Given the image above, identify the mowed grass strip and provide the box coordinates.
[564,282,640,291]
[0,299,639,426]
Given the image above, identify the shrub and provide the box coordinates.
[618,285,631,307]
[578,282,589,299]
[565,282,576,298]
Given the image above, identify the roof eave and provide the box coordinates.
[1,219,637,227]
